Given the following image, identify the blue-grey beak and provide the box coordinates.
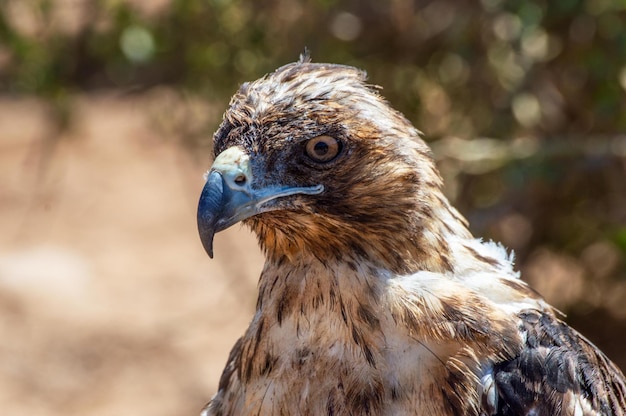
[197,147,323,258]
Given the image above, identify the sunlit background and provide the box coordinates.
[1,0,625,415]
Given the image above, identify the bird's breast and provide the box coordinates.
[207,260,490,415]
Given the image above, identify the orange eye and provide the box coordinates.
[305,135,341,163]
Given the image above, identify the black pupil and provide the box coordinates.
[314,141,329,155]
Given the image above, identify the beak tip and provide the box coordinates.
[198,219,217,259]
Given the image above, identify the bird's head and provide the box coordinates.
[198,59,469,273]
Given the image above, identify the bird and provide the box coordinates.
[196,54,626,415]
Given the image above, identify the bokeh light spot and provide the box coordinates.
[120,25,155,63]
[330,12,362,41]
[493,13,522,42]
[512,93,541,127]
[619,66,626,91]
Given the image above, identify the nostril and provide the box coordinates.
[234,174,247,186]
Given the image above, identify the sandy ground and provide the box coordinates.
[0,92,264,416]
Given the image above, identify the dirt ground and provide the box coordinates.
[0,91,264,416]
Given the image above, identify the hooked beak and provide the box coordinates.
[197,146,323,258]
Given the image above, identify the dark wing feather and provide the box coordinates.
[488,310,626,416]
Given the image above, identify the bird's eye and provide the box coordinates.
[304,135,341,163]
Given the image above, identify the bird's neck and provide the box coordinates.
[352,194,485,276]
[255,253,388,328]
[234,255,390,411]
[252,195,480,277]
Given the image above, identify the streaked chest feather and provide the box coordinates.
[204,258,523,416]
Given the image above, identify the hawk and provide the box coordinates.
[197,56,626,415]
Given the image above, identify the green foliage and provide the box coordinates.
[614,228,626,255]
[1,0,625,135]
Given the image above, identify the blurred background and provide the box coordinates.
[1,0,625,414]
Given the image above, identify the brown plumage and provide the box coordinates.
[197,55,626,415]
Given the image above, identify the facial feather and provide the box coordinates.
[213,61,471,274]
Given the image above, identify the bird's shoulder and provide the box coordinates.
[483,308,626,416]
[394,243,626,416]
